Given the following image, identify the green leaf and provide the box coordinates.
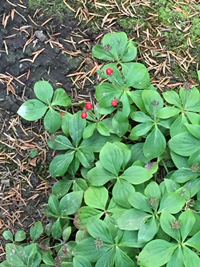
[61,112,72,136]
[73,178,88,192]
[188,149,200,165]
[186,111,200,124]
[87,165,116,186]
[128,192,152,213]
[83,123,96,139]
[130,111,152,122]
[87,219,113,244]
[198,70,200,81]
[121,165,152,184]
[84,186,108,210]
[137,240,177,267]
[17,99,48,121]
[42,251,54,266]
[166,246,184,267]
[131,143,150,164]
[115,247,135,267]
[92,44,114,61]
[48,194,61,216]
[169,132,200,157]
[51,218,62,239]
[180,87,200,111]
[81,130,120,153]
[117,208,150,230]
[44,108,62,132]
[183,245,200,267]
[112,112,129,137]
[74,237,108,262]
[30,221,44,242]
[34,80,53,104]
[52,88,71,106]
[6,244,25,266]
[29,149,38,158]
[47,135,74,150]
[128,90,146,112]
[117,230,139,248]
[3,230,13,242]
[160,211,180,241]
[121,40,137,62]
[23,243,41,267]
[112,179,135,208]
[49,151,75,177]
[96,248,115,267]
[98,63,124,86]
[0,260,11,267]
[74,206,103,230]
[156,106,180,119]
[114,142,131,170]
[158,192,185,213]
[170,151,189,169]
[120,92,131,117]
[143,126,166,159]
[163,90,181,108]
[179,209,195,242]
[60,191,83,216]
[130,122,153,137]
[95,82,122,108]
[185,231,200,251]
[122,62,150,89]
[52,179,72,198]
[101,32,128,61]
[73,256,92,267]
[76,147,94,169]
[100,142,123,175]
[69,112,86,147]
[142,90,163,117]
[138,217,158,243]
[171,168,198,183]
[14,230,26,242]
[97,121,110,136]
[170,114,188,137]
[144,181,161,199]
[185,123,200,139]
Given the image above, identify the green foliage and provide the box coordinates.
[2,31,200,267]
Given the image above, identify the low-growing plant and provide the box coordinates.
[2,31,200,267]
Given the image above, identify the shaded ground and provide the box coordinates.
[0,0,98,260]
[0,0,200,261]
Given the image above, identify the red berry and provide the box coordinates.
[106,68,113,75]
[81,112,87,119]
[85,102,92,110]
[111,99,118,107]
[62,248,67,253]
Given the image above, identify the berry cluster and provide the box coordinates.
[81,102,92,119]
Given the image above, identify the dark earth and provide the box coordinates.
[0,0,102,260]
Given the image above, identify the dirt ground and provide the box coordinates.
[0,0,99,260]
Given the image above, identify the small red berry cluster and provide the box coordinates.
[106,67,113,75]
[81,102,92,119]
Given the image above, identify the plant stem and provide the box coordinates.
[162,159,169,174]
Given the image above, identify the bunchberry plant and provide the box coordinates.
[17,81,71,132]
[2,31,200,267]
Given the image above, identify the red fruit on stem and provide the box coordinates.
[85,102,92,110]
[81,112,87,119]
[106,68,113,75]
[111,99,118,107]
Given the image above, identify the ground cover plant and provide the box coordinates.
[2,32,200,267]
